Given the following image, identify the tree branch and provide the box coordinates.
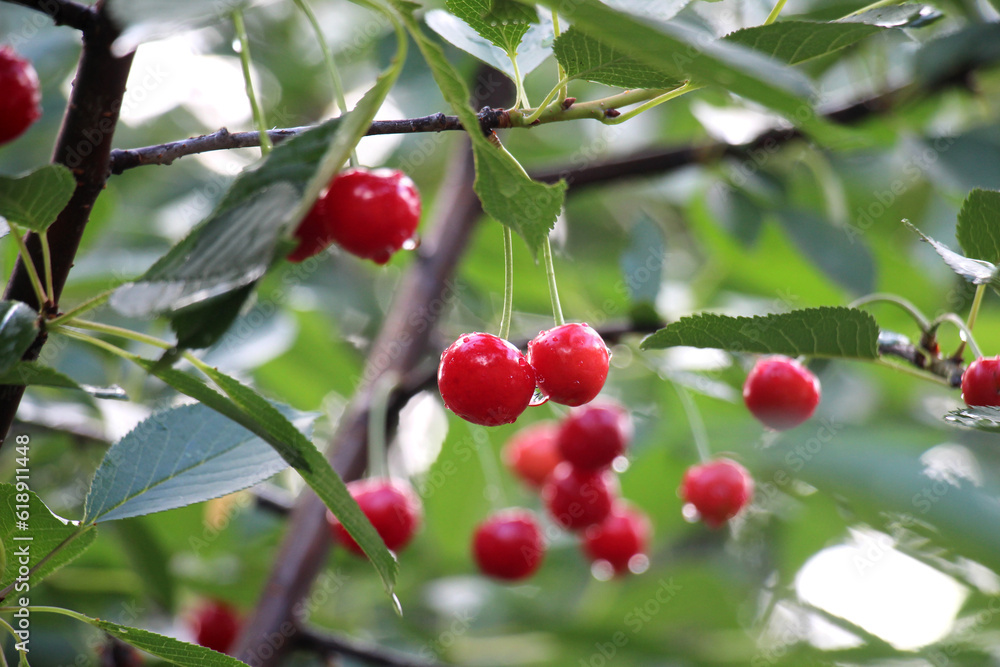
[0,0,134,448]
[296,627,445,667]
[1,0,97,31]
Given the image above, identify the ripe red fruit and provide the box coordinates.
[326,478,422,556]
[438,332,536,426]
[289,167,420,264]
[0,47,41,146]
[527,323,610,407]
[743,355,820,430]
[680,458,754,528]
[191,600,240,654]
[581,503,652,575]
[502,421,562,488]
[542,463,615,531]
[557,402,632,470]
[961,356,1000,406]
[472,508,546,581]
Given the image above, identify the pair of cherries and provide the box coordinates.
[438,323,610,427]
[474,402,650,581]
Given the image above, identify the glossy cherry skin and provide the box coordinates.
[528,323,610,407]
[438,332,536,426]
[191,600,240,654]
[581,503,652,575]
[473,508,546,581]
[680,458,754,528]
[743,355,820,430]
[327,478,422,556]
[557,402,632,470]
[502,421,562,489]
[962,356,1000,406]
[542,463,616,531]
[0,47,41,146]
[289,167,420,264]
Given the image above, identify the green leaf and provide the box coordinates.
[944,406,1000,433]
[400,3,566,256]
[956,189,1000,264]
[553,27,683,88]
[724,21,883,65]
[133,359,398,595]
[904,219,998,285]
[0,301,38,376]
[425,9,553,80]
[110,20,405,349]
[108,0,260,52]
[915,23,1000,89]
[639,306,880,359]
[446,0,537,56]
[0,361,127,399]
[0,485,96,590]
[0,165,75,233]
[82,403,293,524]
[114,518,176,612]
[44,608,249,667]
[525,0,819,128]
[839,3,942,28]
[601,0,691,22]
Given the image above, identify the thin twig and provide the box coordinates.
[297,626,445,667]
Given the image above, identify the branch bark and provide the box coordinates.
[295,627,445,667]
[1,0,97,31]
[0,0,133,448]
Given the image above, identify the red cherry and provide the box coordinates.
[680,458,753,528]
[743,355,820,430]
[438,332,536,426]
[289,167,421,264]
[581,503,652,575]
[191,600,240,654]
[472,508,546,581]
[527,323,610,407]
[542,463,616,531]
[502,421,562,489]
[326,478,422,556]
[0,47,41,146]
[962,356,1000,406]
[557,401,632,470]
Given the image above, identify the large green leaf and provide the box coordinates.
[82,403,294,524]
[640,306,880,359]
[601,0,691,22]
[839,3,942,28]
[956,189,1000,264]
[0,301,38,376]
[108,0,269,52]
[131,358,397,595]
[553,27,683,88]
[446,0,537,56]
[110,17,405,349]
[0,165,76,233]
[0,484,96,591]
[425,9,552,80]
[724,21,882,65]
[944,406,1000,433]
[524,0,820,130]
[400,2,566,257]
[0,360,128,399]
[904,220,998,286]
[42,607,249,667]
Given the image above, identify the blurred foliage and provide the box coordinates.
[3,0,1000,665]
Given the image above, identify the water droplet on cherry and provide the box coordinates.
[528,388,549,407]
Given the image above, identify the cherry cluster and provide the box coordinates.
[0,47,42,146]
[289,167,422,265]
[472,402,650,582]
[438,322,610,427]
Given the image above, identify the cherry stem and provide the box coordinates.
[849,292,931,332]
[292,0,357,168]
[551,9,568,104]
[509,53,529,110]
[9,224,49,308]
[57,318,173,350]
[764,0,788,25]
[0,615,27,663]
[673,384,711,463]
[45,289,112,327]
[522,76,572,126]
[367,374,395,480]
[470,424,507,511]
[499,225,514,341]
[601,82,700,125]
[232,9,272,157]
[39,230,54,304]
[966,283,986,333]
[930,312,983,360]
[541,236,565,327]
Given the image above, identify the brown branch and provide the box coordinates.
[0,0,97,30]
[296,627,445,667]
[0,0,134,449]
